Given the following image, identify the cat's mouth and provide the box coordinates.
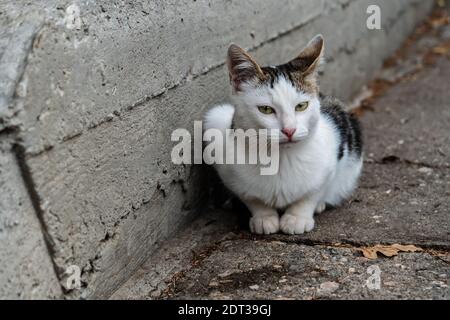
[279,133,309,145]
[279,140,300,145]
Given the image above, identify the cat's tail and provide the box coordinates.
[203,104,235,131]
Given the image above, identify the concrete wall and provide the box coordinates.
[0,138,62,299]
[0,0,433,299]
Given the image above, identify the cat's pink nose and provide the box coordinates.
[281,128,296,139]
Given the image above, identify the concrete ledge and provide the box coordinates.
[0,138,61,299]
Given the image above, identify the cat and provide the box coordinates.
[203,35,363,235]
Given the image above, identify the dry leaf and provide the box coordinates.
[432,42,450,55]
[359,244,423,259]
[429,16,449,28]
[437,0,446,8]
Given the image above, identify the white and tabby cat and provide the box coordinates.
[204,35,363,235]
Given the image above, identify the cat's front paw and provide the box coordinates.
[315,202,326,214]
[249,214,280,235]
[280,214,315,234]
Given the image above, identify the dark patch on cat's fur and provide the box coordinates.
[228,36,322,94]
[261,64,318,94]
[227,38,362,162]
[230,117,236,130]
[319,95,363,160]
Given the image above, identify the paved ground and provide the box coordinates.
[112,8,450,300]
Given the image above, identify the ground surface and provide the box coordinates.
[112,9,450,300]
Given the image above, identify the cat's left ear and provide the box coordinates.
[289,34,324,78]
[227,44,266,91]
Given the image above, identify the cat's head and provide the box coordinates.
[227,35,324,144]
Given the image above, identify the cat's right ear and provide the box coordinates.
[227,44,265,91]
[290,34,324,78]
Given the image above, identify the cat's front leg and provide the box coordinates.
[280,193,321,234]
[244,199,280,235]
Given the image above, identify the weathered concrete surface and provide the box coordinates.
[0,138,62,299]
[112,211,449,300]
[0,0,434,298]
[168,240,449,300]
[112,10,450,300]
[0,7,43,131]
[111,209,241,299]
[286,162,449,248]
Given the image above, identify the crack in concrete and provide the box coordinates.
[12,142,65,296]
[242,233,450,252]
[365,157,450,170]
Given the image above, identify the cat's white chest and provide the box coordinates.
[216,136,336,208]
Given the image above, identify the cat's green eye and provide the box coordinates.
[258,106,275,114]
[295,101,309,112]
